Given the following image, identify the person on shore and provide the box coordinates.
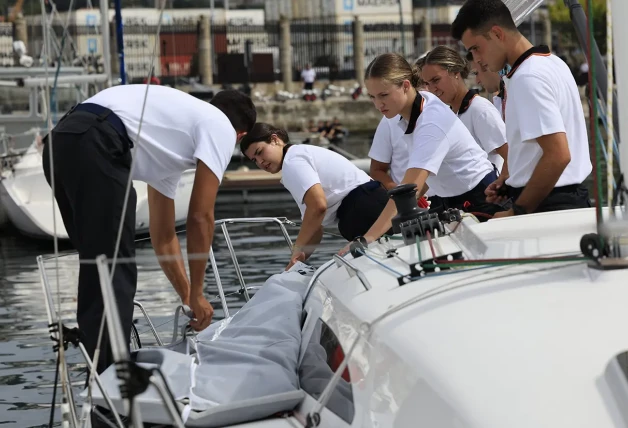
[42,85,256,378]
[452,0,592,216]
[301,63,316,91]
[340,53,502,251]
[416,45,508,175]
[240,123,389,269]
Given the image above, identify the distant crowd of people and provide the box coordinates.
[303,118,347,142]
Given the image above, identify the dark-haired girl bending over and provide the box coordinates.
[240,123,389,269]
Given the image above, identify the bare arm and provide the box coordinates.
[494,143,509,179]
[288,184,327,269]
[363,168,430,242]
[514,132,571,213]
[369,159,397,190]
[185,161,221,330]
[148,186,190,304]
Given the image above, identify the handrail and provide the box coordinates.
[332,255,372,291]
[215,217,295,305]
[303,259,335,302]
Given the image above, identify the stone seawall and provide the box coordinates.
[254,97,382,132]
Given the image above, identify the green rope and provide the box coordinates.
[415,235,422,264]
[421,257,586,269]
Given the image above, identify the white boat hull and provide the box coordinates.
[0,142,195,240]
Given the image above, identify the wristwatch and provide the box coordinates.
[512,203,527,216]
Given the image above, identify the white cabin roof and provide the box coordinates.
[314,208,628,427]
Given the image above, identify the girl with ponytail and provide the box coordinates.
[342,52,502,253]
[416,45,508,174]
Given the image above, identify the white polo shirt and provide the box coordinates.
[405,91,494,197]
[281,145,370,226]
[301,69,316,83]
[83,84,236,199]
[457,91,506,173]
[368,115,409,185]
[502,47,592,188]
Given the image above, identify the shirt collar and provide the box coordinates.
[399,94,425,134]
[280,143,293,168]
[497,79,506,100]
[507,45,551,78]
[457,89,479,115]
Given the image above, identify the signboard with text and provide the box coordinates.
[338,0,412,16]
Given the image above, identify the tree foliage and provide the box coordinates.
[548,0,607,54]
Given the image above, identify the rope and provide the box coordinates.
[586,0,603,228]
[355,249,405,277]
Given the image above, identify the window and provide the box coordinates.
[299,319,355,424]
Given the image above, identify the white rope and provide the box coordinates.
[606,0,614,209]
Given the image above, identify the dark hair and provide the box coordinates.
[240,122,289,155]
[451,0,518,41]
[365,53,422,88]
[415,46,470,79]
[209,89,257,133]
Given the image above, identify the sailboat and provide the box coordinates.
[0,5,200,239]
[37,0,628,427]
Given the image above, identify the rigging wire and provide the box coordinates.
[585,0,603,228]
[605,0,614,212]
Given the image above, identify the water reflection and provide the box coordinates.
[0,201,346,427]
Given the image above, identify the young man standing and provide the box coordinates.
[42,85,256,375]
[452,0,592,217]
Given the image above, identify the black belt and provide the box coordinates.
[360,180,382,191]
[507,183,582,199]
[64,103,133,148]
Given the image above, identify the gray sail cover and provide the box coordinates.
[87,262,316,426]
[502,0,545,26]
[188,262,314,410]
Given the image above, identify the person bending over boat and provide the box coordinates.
[42,85,256,377]
[416,45,508,176]
[240,123,388,269]
[452,0,592,217]
[355,53,501,238]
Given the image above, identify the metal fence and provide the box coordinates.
[11,17,553,85]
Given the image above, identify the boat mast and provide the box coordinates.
[563,0,619,142]
[611,0,628,183]
[113,0,126,84]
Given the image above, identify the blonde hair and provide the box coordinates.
[365,53,422,88]
[414,45,470,79]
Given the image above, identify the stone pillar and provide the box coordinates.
[353,16,365,86]
[280,15,292,92]
[13,15,27,46]
[198,15,213,85]
[422,14,432,53]
[13,15,28,66]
